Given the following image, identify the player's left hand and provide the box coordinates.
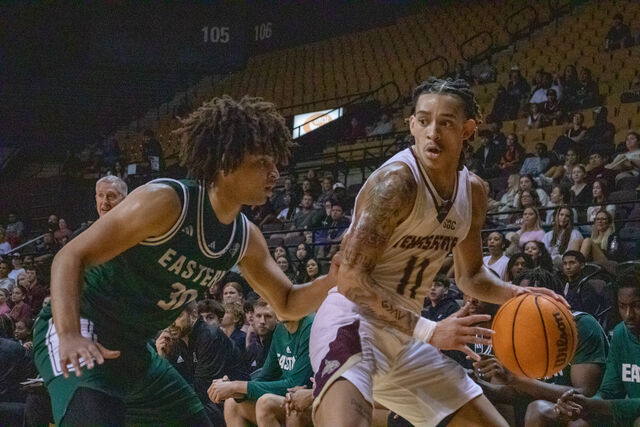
[554,389,584,421]
[512,284,570,309]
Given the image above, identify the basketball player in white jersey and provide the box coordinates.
[310,78,567,427]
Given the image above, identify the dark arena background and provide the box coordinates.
[1,1,640,425]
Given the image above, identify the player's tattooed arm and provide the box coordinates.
[338,162,420,336]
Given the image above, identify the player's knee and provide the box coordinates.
[524,400,553,426]
[255,394,282,422]
[223,397,240,418]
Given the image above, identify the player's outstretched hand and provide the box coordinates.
[472,354,512,384]
[513,285,570,309]
[430,303,494,362]
[554,389,584,421]
[58,334,120,378]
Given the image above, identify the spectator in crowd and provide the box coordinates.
[211,314,314,427]
[523,241,555,273]
[276,255,297,283]
[53,218,72,244]
[558,251,608,318]
[545,184,575,224]
[289,193,323,232]
[606,130,640,184]
[621,76,640,103]
[585,148,617,189]
[276,192,300,224]
[586,179,616,224]
[512,189,542,226]
[8,254,24,284]
[553,265,640,426]
[505,253,535,283]
[107,160,128,183]
[243,199,277,227]
[222,281,245,305]
[520,143,552,177]
[543,206,584,266]
[554,113,587,155]
[221,302,246,352]
[331,182,354,213]
[541,88,564,126]
[530,72,563,104]
[71,175,128,240]
[0,289,10,315]
[526,103,543,129]
[495,174,521,216]
[9,285,31,323]
[581,210,619,262]
[141,129,164,178]
[271,177,297,214]
[545,148,579,184]
[304,170,322,198]
[421,275,460,322]
[487,120,507,150]
[557,65,580,100]
[584,106,615,148]
[292,243,313,284]
[604,13,634,51]
[505,67,531,116]
[245,299,278,372]
[498,134,525,175]
[35,232,58,256]
[488,85,517,122]
[0,261,15,293]
[14,318,33,348]
[302,258,321,283]
[316,176,334,207]
[449,62,474,84]
[567,67,600,111]
[367,112,395,136]
[513,207,545,250]
[4,213,25,248]
[343,117,366,141]
[197,299,225,327]
[22,266,48,314]
[514,174,550,208]
[46,214,59,235]
[316,200,351,259]
[156,302,250,426]
[570,165,592,222]
[472,130,502,179]
[483,232,510,280]
[0,229,11,255]
[271,245,287,262]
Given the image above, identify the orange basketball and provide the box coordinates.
[491,294,578,379]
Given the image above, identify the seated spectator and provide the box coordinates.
[557,65,580,100]
[7,254,24,283]
[472,130,502,179]
[0,229,10,256]
[570,165,592,222]
[245,299,278,372]
[343,117,366,141]
[513,174,550,208]
[21,266,48,314]
[543,206,584,266]
[14,318,33,348]
[157,302,250,426]
[276,255,297,283]
[197,299,225,327]
[142,129,165,178]
[620,76,640,103]
[483,232,510,280]
[566,67,600,111]
[8,285,31,323]
[449,62,474,84]
[316,176,334,207]
[493,174,521,220]
[586,179,616,224]
[212,314,314,427]
[544,184,576,224]
[498,134,525,175]
[523,241,555,273]
[529,72,563,104]
[4,213,25,249]
[292,243,313,284]
[553,113,587,155]
[35,232,58,256]
[53,218,72,244]
[487,120,507,149]
[301,258,321,284]
[505,67,531,117]
[526,103,543,129]
[276,193,300,224]
[331,182,354,213]
[367,112,395,136]
[511,207,545,250]
[488,85,517,122]
[505,253,535,283]
[421,275,460,321]
[580,210,619,262]
[585,147,617,189]
[584,106,615,148]
[221,302,246,352]
[559,251,609,318]
[46,214,58,235]
[553,266,640,426]
[289,193,323,232]
[604,13,634,51]
[545,148,579,184]
[243,199,276,227]
[316,201,351,259]
[0,289,10,315]
[606,131,640,185]
[511,189,542,226]
[541,89,564,126]
[271,245,287,262]
[520,143,551,177]
[222,281,245,305]
[271,177,297,214]
[0,261,15,294]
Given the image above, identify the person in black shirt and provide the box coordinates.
[156,302,249,425]
[421,275,460,322]
[245,299,277,373]
[605,13,634,51]
[559,251,610,320]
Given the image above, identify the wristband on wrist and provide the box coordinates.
[413,317,437,343]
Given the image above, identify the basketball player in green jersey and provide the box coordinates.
[33,96,338,425]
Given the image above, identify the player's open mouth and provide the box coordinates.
[425,146,442,159]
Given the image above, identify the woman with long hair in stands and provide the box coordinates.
[516,207,545,249]
[303,258,321,283]
[504,253,535,283]
[580,210,619,262]
[586,179,616,223]
[483,232,510,280]
[293,243,314,284]
[543,205,584,266]
[545,147,580,183]
[570,164,591,223]
[606,130,640,185]
[498,134,525,175]
[523,241,555,272]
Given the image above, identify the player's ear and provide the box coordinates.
[462,119,476,140]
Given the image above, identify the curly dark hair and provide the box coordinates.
[175,95,292,182]
[412,77,482,122]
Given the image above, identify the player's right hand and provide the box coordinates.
[430,303,494,362]
[58,334,120,378]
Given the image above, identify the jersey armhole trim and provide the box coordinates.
[140,178,189,246]
[237,213,250,263]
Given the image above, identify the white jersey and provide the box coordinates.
[352,147,472,313]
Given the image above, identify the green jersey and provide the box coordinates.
[44,178,250,344]
[547,312,608,386]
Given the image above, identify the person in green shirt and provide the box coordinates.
[33,96,338,425]
[555,265,640,426]
[208,310,314,426]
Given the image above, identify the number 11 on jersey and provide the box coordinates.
[396,256,430,299]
